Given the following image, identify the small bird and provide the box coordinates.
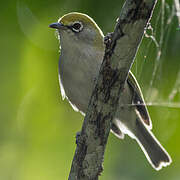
[49,12,172,170]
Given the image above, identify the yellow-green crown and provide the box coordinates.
[58,12,104,36]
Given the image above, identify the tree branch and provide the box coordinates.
[68,0,157,179]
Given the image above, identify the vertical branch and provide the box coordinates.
[68,0,157,179]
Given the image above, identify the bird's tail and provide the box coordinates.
[133,118,172,170]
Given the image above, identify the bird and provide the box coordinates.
[49,12,172,170]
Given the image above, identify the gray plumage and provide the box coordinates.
[51,12,172,170]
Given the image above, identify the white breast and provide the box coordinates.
[59,36,104,113]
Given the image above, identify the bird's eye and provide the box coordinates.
[71,21,83,32]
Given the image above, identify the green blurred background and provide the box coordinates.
[1,0,180,179]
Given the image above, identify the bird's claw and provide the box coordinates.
[104,32,113,45]
[76,131,81,145]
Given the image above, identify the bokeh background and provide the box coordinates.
[1,0,180,179]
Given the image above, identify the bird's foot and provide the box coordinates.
[75,131,81,145]
[104,32,113,45]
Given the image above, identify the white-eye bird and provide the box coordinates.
[49,12,172,170]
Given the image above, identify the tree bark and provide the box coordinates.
[68,0,157,179]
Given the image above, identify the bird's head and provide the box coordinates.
[49,12,104,49]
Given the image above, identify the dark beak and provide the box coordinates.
[49,22,65,29]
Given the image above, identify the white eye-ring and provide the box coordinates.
[71,21,83,32]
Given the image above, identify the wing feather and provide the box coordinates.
[127,71,152,129]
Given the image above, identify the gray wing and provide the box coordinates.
[127,71,152,128]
